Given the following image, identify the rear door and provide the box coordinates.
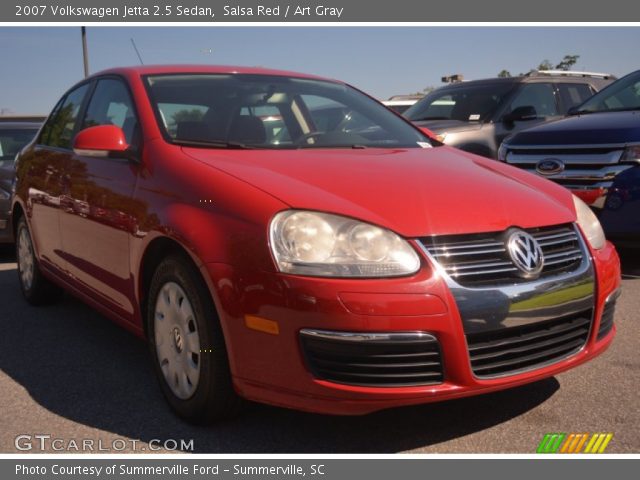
[26,83,90,274]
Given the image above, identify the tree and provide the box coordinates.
[555,55,580,71]
[498,54,580,77]
[537,59,554,71]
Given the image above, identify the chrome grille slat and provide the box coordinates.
[420,224,584,287]
[430,241,503,251]
[537,236,577,247]
[446,260,513,271]
[449,266,519,277]
[433,247,506,257]
[506,150,623,165]
[544,255,583,266]
[533,231,577,242]
[504,148,632,195]
[544,249,582,260]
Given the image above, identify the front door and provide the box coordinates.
[59,77,142,320]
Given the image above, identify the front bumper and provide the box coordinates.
[203,239,620,415]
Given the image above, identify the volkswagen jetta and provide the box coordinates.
[12,66,621,423]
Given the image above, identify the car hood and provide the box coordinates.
[182,145,575,237]
[412,119,483,134]
[506,110,640,146]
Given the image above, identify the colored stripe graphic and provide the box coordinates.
[537,433,613,453]
[537,433,565,453]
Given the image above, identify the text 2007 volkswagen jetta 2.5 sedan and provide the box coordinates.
[12,66,620,423]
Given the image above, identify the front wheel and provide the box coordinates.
[146,255,242,424]
[15,216,63,305]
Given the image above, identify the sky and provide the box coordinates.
[0,26,639,114]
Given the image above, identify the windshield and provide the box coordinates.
[575,70,640,113]
[0,128,38,166]
[404,83,515,122]
[145,74,430,149]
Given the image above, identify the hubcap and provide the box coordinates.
[154,282,201,400]
[17,226,35,291]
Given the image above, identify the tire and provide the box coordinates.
[146,254,242,424]
[15,216,63,306]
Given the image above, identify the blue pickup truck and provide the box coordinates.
[498,69,640,246]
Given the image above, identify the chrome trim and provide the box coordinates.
[504,142,639,150]
[417,224,595,379]
[517,165,632,181]
[299,329,437,343]
[605,288,622,305]
[507,150,623,165]
[417,224,595,329]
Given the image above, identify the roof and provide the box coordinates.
[91,64,335,82]
[435,72,612,90]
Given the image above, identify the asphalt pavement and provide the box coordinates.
[0,245,638,453]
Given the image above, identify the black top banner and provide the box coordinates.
[5,0,640,22]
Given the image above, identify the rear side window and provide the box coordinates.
[82,78,139,146]
[557,83,595,110]
[40,83,90,149]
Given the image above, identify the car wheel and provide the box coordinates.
[147,254,242,424]
[15,216,63,305]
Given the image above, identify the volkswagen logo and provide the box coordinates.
[506,230,544,278]
[536,158,565,175]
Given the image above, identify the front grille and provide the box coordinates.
[300,330,444,387]
[466,310,592,378]
[419,224,584,287]
[504,147,633,191]
[597,291,619,340]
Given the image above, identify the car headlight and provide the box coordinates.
[621,145,640,163]
[573,195,606,250]
[497,143,508,162]
[269,210,421,277]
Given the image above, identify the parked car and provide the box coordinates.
[498,69,640,245]
[404,71,615,159]
[13,66,620,423]
[0,119,42,243]
[382,95,423,114]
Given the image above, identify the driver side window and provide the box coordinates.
[509,83,559,117]
[81,78,139,147]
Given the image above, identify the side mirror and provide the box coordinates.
[567,106,579,116]
[503,105,538,124]
[73,125,135,160]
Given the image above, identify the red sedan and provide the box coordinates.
[12,66,620,423]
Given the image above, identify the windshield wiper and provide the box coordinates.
[174,139,254,149]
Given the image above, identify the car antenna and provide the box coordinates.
[130,38,144,65]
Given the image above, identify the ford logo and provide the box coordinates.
[536,158,565,175]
